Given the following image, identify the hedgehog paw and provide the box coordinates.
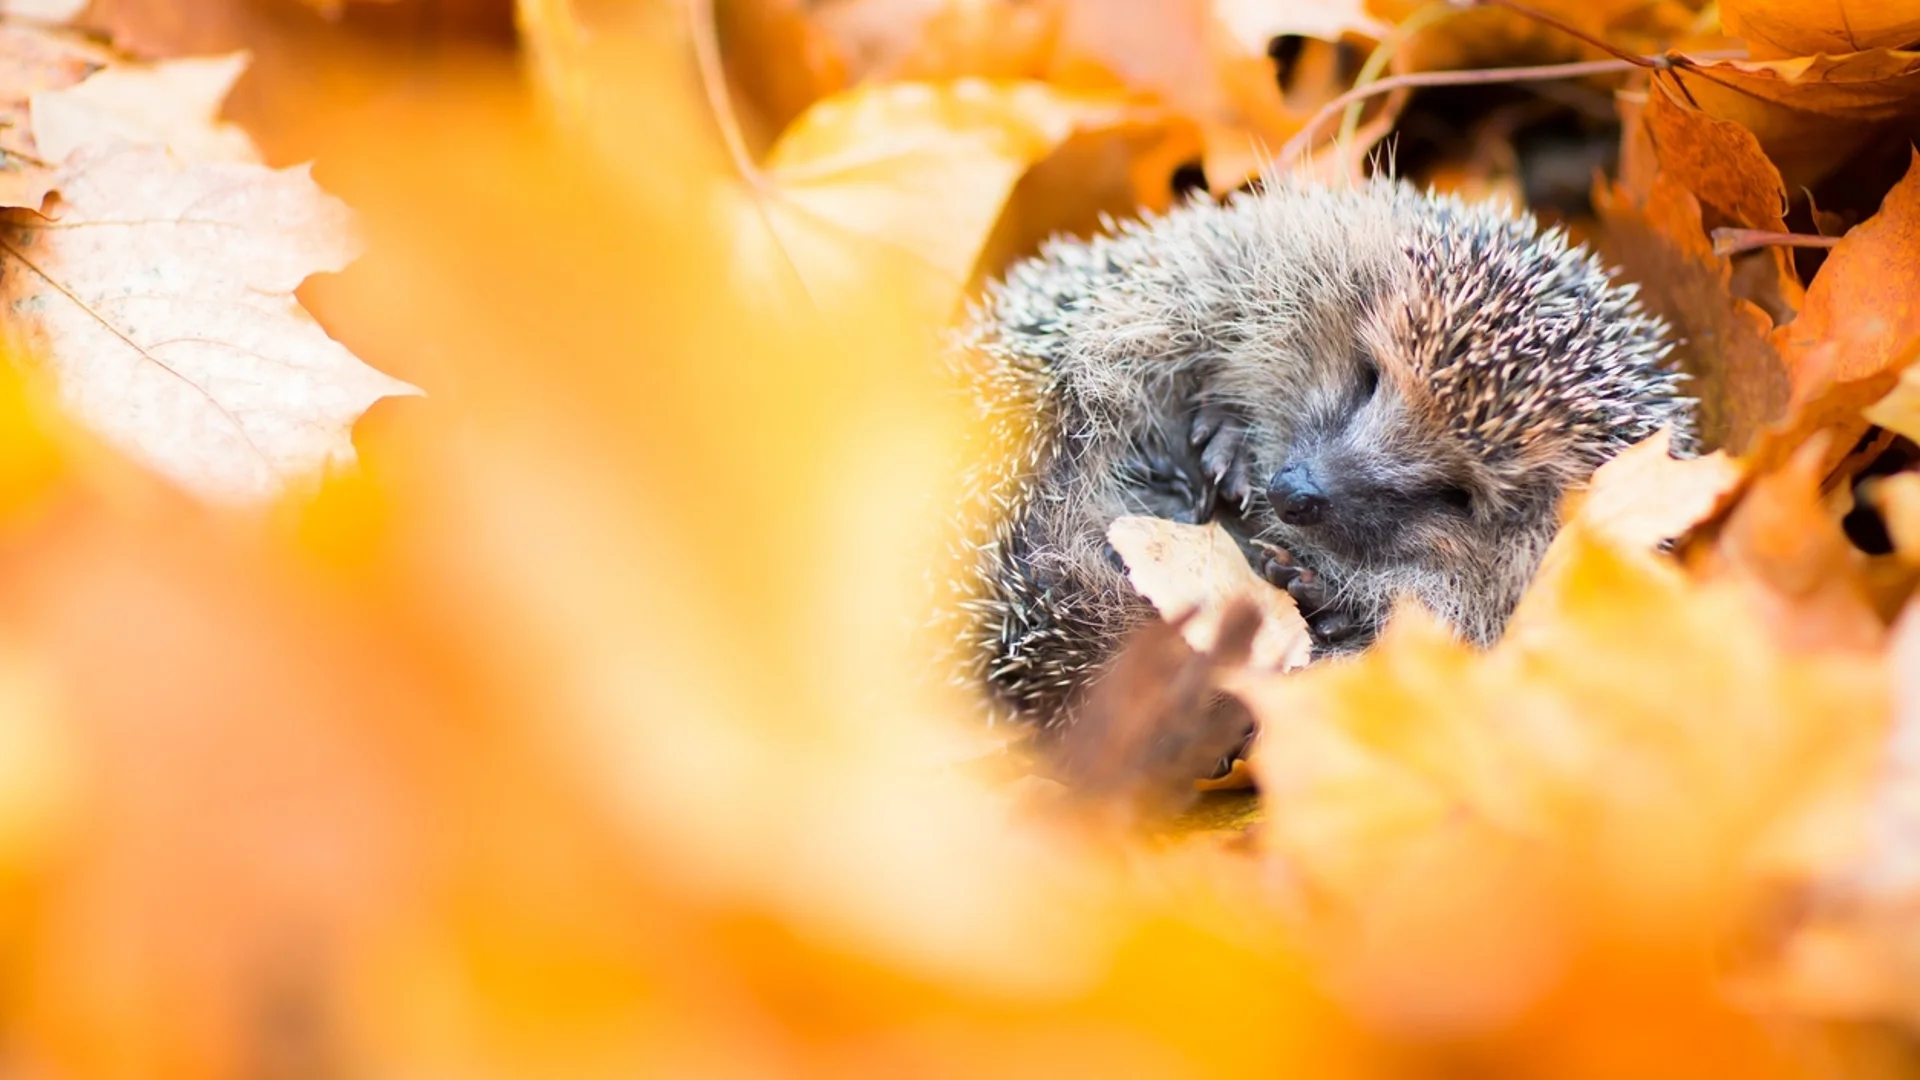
[1190,403,1257,512]
[1252,543,1375,651]
[1123,444,1214,524]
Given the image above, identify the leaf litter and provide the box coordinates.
[4,0,1920,1075]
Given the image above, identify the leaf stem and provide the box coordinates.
[1710,228,1842,258]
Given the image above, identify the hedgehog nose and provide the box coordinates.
[1267,463,1328,527]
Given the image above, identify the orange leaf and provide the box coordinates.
[1752,148,1920,470]
[1721,0,1920,60]
[1593,173,1790,453]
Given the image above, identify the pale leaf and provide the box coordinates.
[1106,515,1312,673]
[33,52,258,166]
[0,145,420,503]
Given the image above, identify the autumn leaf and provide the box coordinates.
[1594,173,1790,454]
[731,78,1170,319]
[1240,529,1887,1065]
[31,51,257,164]
[1720,0,1920,60]
[0,145,418,503]
[1753,148,1920,473]
[1107,515,1312,674]
[0,21,111,210]
[1667,49,1920,191]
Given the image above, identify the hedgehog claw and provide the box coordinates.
[1251,540,1299,589]
[1192,405,1257,513]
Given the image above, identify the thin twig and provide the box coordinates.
[1275,57,1643,172]
[1472,0,1657,67]
[1711,228,1842,258]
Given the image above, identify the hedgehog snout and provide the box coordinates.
[1267,461,1329,527]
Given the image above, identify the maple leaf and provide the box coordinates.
[1239,528,1888,1064]
[31,51,256,165]
[0,22,111,210]
[0,145,418,503]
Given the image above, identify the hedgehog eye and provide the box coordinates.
[1358,361,1381,400]
[1436,485,1473,514]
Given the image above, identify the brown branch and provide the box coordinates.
[1275,57,1643,172]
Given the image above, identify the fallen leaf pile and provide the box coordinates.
[8,0,1920,1075]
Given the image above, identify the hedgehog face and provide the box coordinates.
[1261,348,1550,569]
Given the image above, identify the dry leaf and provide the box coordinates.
[32,51,256,164]
[1106,515,1312,673]
[0,145,418,503]
[1594,173,1790,454]
[736,79,1162,319]
[1644,74,1790,233]
[1668,50,1920,191]
[1753,148,1920,473]
[0,22,110,210]
[1721,0,1920,60]
[1516,429,1746,627]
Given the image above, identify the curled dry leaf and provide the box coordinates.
[0,145,420,504]
[1643,74,1789,234]
[1106,515,1312,675]
[1720,0,1920,60]
[1593,173,1789,454]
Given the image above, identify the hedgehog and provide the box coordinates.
[941,176,1694,739]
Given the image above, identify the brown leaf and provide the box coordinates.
[1751,147,1920,473]
[1106,516,1313,675]
[1721,0,1920,60]
[1593,173,1790,454]
[0,145,419,503]
[1667,50,1920,190]
[1644,72,1789,232]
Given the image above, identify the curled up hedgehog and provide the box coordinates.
[944,177,1695,763]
